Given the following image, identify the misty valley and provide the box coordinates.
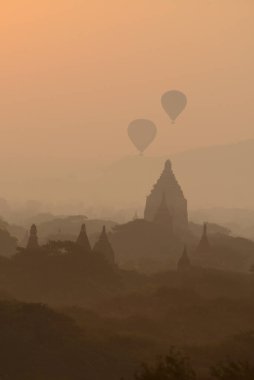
[0,161,254,380]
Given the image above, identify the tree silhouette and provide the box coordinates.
[134,348,196,380]
[211,361,254,380]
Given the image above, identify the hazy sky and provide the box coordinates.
[0,0,253,161]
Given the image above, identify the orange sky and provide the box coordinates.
[0,0,254,160]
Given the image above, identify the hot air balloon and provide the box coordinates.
[128,119,157,155]
[161,90,187,123]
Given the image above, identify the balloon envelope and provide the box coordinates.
[161,90,187,122]
[128,119,157,154]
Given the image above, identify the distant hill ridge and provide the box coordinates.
[0,139,253,214]
[87,139,254,211]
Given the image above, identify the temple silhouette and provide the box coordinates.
[26,224,39,250]
[177,245,191,272]
[93,225,115,265]
[19,159,212,273]
[144,160,188,235]
[25,222,116,266]
[76,223,92,254]
[109,159,212,271]
[196,222,210,255]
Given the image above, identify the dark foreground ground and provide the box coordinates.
[1,267,254,379]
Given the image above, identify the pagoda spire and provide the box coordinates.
[76,224,92,254]
[27,224,39,250]
[163,159,172,173]
[93,225,115,265]
[177,245,191,272]
[144,159,188,235]
[196,222,210,254]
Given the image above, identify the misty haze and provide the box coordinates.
[0,1,254,380]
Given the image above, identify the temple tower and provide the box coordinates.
[196,222,210,254]
[27,224,39,250]
[177,245,191,272]
[76,224,91,254]
[153,193,173,233]
[93,226,115,265]
[144,160,188,235]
